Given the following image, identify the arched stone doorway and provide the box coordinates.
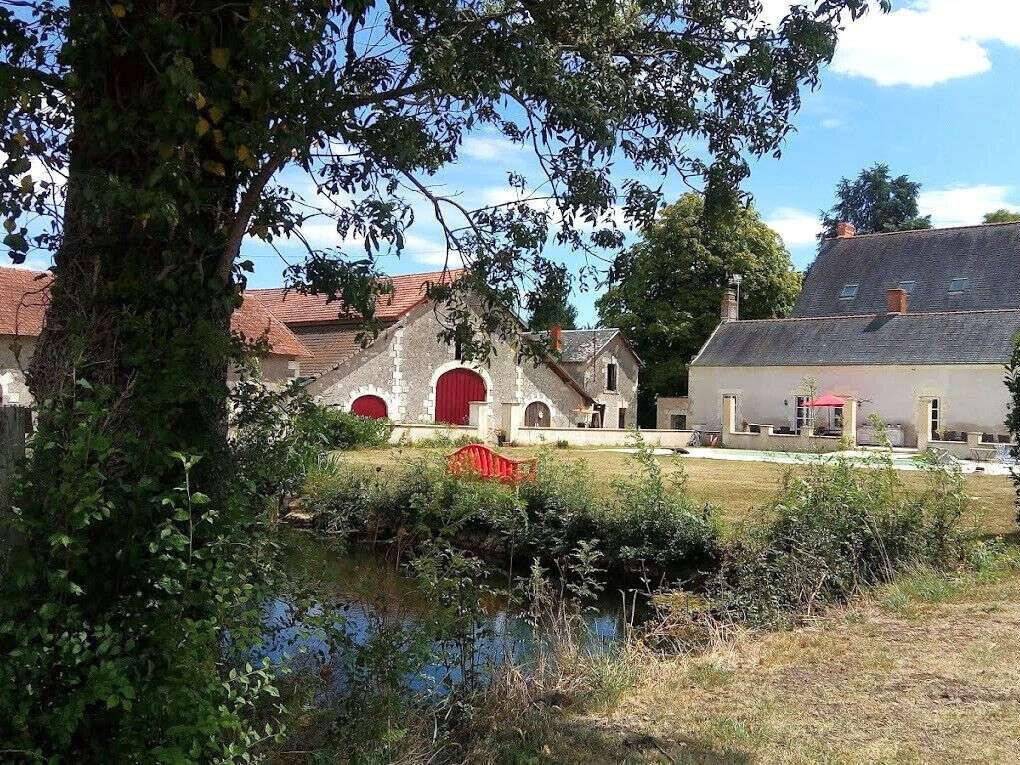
[351,394,388,420]
[435,368,486,425]
[524,400,551,427]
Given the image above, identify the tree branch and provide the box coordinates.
[0,62,64,93]
[217,150,290,285]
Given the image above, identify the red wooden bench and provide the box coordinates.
[446,443,537,484]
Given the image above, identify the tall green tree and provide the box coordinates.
[821,162,931,236]
[597,194,801,425]
[527,265,577,330]
[984,208,1020,224]
[1,0,883,756]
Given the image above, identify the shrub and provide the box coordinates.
[712,454,966,626]
[297,405,393,450]
[605,439,721,577]
[307,440,722,583]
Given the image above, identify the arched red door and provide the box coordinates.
[351,395,388,420]
[435,368,486,425]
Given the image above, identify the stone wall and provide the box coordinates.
[312,302,591,430]
[656,396,689,430]
[514,427,694,449]
[0,337,33,406]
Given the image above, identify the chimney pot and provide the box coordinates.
[886,288,908,314]
[720,287,739,323]
[549,324,562,352]
[836,221,856,238]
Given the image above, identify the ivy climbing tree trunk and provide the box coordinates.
[5,4,256,755]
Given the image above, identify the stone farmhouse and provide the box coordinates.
[3,265,645,442]
[0,265,311,405]
[254,270,642,434]
[689,221,1020,451]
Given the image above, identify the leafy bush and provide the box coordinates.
[306,441,721,582]
[297,406,393,450]
[711,455,966,626]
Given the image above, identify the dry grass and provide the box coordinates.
[465,562,1020,764]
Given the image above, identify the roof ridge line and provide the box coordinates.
[734,307,1020,324]
[823,220,1020,241]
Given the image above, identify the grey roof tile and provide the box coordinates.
[531,328,621,363]
[794,222,1020,317]
[692,310,1020,367]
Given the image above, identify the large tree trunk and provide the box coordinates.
[4,4,250,752]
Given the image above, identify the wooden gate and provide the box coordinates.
[524,401,550,427]
[351,395,388,420]
[435,368,486,425]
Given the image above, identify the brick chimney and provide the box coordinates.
[836,221,856,238]
[886,288,908,314]
[720,287,739,323]
[549,324,562,352]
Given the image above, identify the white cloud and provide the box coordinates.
[461,136,524,161]
[759,1,1020,87]
[918,184,1019,228]
[831,0,1020,87]
[765,207,822,247]
[819,117,843,129]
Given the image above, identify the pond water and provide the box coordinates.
[252,534,628,695]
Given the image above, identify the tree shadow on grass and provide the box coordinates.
[517,714,753,764]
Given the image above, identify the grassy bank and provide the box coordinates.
[488,548,1020,764]
[275,443,1018,763]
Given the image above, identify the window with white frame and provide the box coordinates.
[930,398,940,439]
[795,396,814,432]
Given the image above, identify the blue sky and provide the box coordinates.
[15,2,1020,326]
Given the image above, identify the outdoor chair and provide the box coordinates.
[994,443,1018,467]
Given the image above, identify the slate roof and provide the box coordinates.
[530,328,641,365]
[794,222,1020,317]
[250,268,463,325]
[691,310,1020,367]
[0,266,311,358]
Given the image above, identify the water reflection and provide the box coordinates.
[253,540,625,695]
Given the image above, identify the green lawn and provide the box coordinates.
[341,445,1018,540]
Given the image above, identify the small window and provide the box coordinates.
[670,414,688,430]
[948,277,967,294]
[795,396,814,433]
[930,398,940,439]
[898,280,916,295]
[618,408,627,429]
[606,363,618,392]
[839,283,859,300]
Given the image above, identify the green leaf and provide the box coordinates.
[210,47,230,70]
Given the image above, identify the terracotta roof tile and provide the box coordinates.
[233,295,312,358]
[0,267,50,337]
[249,268,463,324]
[0,266,311,359]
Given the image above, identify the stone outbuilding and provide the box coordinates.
[0,266,311,405]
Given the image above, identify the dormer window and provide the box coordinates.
[839,283,859,300]
[898,280,916,295]
[948,277,967,294]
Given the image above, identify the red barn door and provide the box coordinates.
[351,395,388,419]
[435,368,486,425]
